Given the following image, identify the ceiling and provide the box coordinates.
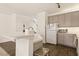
[0,3,79,16]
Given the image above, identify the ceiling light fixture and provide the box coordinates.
[56,3,60,8]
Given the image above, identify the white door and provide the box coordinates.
[46,30,57,44]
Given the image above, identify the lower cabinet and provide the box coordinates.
[63,34,76,48]
[58,33,76,48]
[57,33,64,45]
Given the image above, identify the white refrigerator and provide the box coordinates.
[46,23,58,44]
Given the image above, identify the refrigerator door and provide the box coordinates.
[46,30,57,44]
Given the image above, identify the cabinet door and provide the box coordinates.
[48,16,58,24]
[48,16,53,24]
[63,34,74,47]
[58,33,64,44]
[64,13,71,27]
[48,16,54,24]
[58,14,65,27]
[71,11,79,27]
[53,15,58,23]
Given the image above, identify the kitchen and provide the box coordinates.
[0,3,79,56]
[46,10,79,56]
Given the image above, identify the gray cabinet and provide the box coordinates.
[58,33,76,48]
[48,11,79,27]
[63,34,74,47]
[57,14,65,27]
[71,11,79,27]
[48,16,58,24]
[64,13,71,27]
[48,16,54,24]
[57,33,64,45]
[53,15,58,23]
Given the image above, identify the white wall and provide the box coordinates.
[34,12,47,43]
[0,13,12,36]
[0,13,17,42]
[0,13,33,36]
[0,12,48,43]
[0,13,33,43]
[16,14,33,35]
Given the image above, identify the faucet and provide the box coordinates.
[28,27,34,30]
[28,27,36,33]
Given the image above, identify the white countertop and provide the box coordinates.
[58,27,79,38]
[15,34,34,39]
[59,31,79,39]
[66,32,79,38]
[3,33,34,40]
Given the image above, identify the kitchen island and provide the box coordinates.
[15,34,34,56]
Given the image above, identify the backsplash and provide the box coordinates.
[58,27,79,37]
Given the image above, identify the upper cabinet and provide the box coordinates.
[64,13,71,27]
[48,11,79,27]
[48,16,54,24]
[53,15,58,23]
[48,15,58,24]
[57,14,65,27]
[71,11,79,27]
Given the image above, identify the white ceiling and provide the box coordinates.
[0,3,79,16]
